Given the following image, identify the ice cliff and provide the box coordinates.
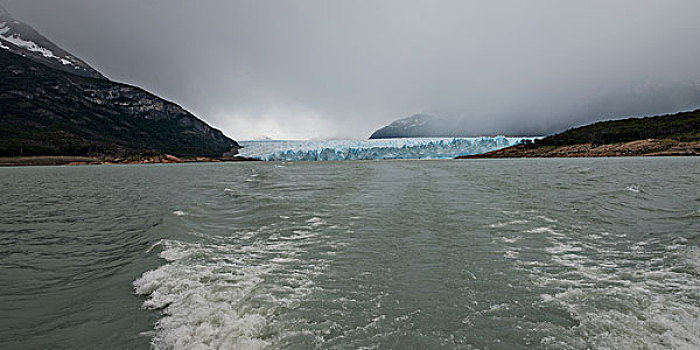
[238,137,531,161]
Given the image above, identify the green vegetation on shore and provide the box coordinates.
[534,109,700,147]
[457,109,700,159]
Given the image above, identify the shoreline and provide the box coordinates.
[0,154,261,167]
[3,139,699,167]
[457,139,700,159]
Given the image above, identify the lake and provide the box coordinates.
[1,158,698,349]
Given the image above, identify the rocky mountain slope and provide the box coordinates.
[0,50,239,157]
[0,6,239,158]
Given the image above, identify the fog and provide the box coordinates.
[5,0,700,139]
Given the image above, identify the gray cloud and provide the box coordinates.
[5,0,700,139]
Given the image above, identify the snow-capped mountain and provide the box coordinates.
[0,5,240,157]
[1,48,240,157]
[0,4,104,79]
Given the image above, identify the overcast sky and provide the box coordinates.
[5,0,700,139]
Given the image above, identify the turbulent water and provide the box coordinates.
[237,137,530,161]
[1,158,699,349]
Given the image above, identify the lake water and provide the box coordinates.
[1,158,699,349]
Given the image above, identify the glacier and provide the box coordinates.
[238,136,533,161]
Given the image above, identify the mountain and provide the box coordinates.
[0,5,104,80]
[535,109,700,147]
[371,81,700,139]
[458,109,700,158]
[369,114,456,139]
[0,7,239,158]
[0,50,239,157]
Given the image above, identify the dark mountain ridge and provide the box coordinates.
[535,109,700,147]
[0,49,239,157]
[457,109,700,158]
[0,6,239,158]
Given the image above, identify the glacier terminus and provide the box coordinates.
[238,137,533,161]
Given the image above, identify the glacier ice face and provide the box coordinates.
[238,137,533,161]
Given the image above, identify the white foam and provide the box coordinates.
[545,242,583,255]
[488,219,529,228]
[504,250,519,259]
[501,236,521,244]
[534,233,700,349]
[539,285,700,349]
[135,240,298,349]
[535,215,559,223]
[305,217,325,227]
[172,210,186,216]
[526,226,561,236]
[135,216,336,349]
[486,303,510,312]
[134,259,272,349]
[277,230,318,241]
[626,184,641,193]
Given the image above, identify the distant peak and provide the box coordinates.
[404,113,442,121]
[370,113,458,139]
[390,113,442,127]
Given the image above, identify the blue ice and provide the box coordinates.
[238,137,534,161]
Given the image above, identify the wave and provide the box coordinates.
[133,214,341,349]
[498,215,700,349]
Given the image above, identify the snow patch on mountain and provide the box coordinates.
[0,6,104,79]
[0,28,72,66]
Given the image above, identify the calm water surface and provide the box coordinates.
[1,158,699,349]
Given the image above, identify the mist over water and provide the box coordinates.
[1,158,699,349]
